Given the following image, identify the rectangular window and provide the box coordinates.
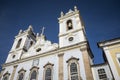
[32,59,39,66]
[99,74,107,79]
[98,69,107,79]
[118,58,120,63]
[116,53,120,66]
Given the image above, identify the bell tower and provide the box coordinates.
[58,7,94,80]
[58,6,87,48]
[6,25,36,63]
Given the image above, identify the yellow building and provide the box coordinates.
[98,37,120,80]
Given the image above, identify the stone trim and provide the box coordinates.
[58,52,64,57]
[29,66,39,80]
[59,28,82,37]
[0,68,5,79]
[58,10,79,20]
[3,71,10,77]
[43,62,54,68]
[17,68,26,80]
[3,41,93,67]
[58,52,64,80]
[10,65,18,80]
[66,56,79,63]
[2,71,10,80]
[98,37,120,48]
[43,62,54,80]
[81,48,94,80]
[30,66,39,71]
[80,43,94,58]
[67,57,82,80]
[18,68,26,73]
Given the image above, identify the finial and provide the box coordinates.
[74,6,78,11]
[40,27,45,36]
[69,9,72,12]
[28,25,33,31]
[60,11,64,17]
[18,29,22,34]
[36,33,39,37]
[36,33,39,40]
[68,9,73,13]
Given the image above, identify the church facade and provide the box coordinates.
[0,6,120,80]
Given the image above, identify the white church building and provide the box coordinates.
[1,6,120,80]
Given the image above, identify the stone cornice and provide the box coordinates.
[66,56,79,63]
[58,52,64,57]
[43,62,54,68]
[30,66,39,71]
[98,37,120,48]
[58,28,82,37]
[15,32,28,38]
[2,41,92,67]
[58,11,79,21]
[18,68,26,73]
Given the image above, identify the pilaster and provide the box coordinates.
[0,68,5,79]
[10,65,18,80]
[80,45,93,80]
[58,53,64,80]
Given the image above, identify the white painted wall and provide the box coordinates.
[63,48,86,80]
[59,30,86,48]
[1,65,13,80]
[2,53,59,80]
[92,64,113,80]
[59,12,86,48]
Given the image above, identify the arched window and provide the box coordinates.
[29,41,33,48]
[98,68,107,79]
[2,71,10,80]
[17,68,26,80]
[67,57,81,80]
[43,62,54,80]
[70,62,78,80]
[67,20,73,30]
[45,68,51,80]
[30,70,37,80]
[16,38,22,48]
[18,73,24,80]
[3,76,8,80]
[29,66,39,80]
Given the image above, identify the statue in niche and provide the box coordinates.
[67,20,73,30]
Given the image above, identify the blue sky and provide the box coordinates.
[0,0,120,69]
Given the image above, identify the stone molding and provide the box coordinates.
[18,68,26,73]
[66,56,79,63]
[59,28,82,37]
[3,71,10,77]
[43,62,54,68]
[58,10,79,21]
[30,66,39,71]
[43,62,54,80]
[81,49,94,80]
[3,41,93,67]
[28,66,39,80]
[67,57,82,80]
[10,65,18,80]
[58,52,64,80]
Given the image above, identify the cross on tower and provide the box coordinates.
[41,27,45,36]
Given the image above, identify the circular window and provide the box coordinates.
[36,48,41,52]
[68,37,74,41]
[12,55,16,59]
